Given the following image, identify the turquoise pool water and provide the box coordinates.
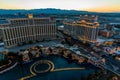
[0,55,99,80]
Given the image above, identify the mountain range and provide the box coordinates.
[0,8,90,14]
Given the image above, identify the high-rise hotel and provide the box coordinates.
[64,15,99,43]
[0,14,57,48]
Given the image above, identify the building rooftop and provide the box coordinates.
[114,35,120,39]
[64,15,99,27]
[97,38,106,42]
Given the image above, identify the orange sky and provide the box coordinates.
[85,6,120,12]
[0,0,120,12]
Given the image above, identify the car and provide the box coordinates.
[39,45,43,47]
[90,52,94,54]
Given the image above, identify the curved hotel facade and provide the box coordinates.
[0,14,57,48]
[64,15,99,43]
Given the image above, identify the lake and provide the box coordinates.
[0,55,99,80]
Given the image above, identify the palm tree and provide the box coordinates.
[72,78,79,80]
[80,76,87,80]
[3,51,9,59]
[60,51,64,56]
[29,40,33,44]
[67,53,72,59]
[17,54,23,63]
[83,58,88,63]
[87,74,95,80]
[48,48,52,53]
[0,58,9,66]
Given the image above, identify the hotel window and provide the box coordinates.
[4,29,7,40]
[29,19,33,25]
[6,41,9,46]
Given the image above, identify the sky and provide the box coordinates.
[0,0,120,12]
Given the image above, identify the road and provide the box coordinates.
[58,29,120,76]
[0,40,61,52]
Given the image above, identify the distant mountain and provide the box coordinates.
[0,8,89,14]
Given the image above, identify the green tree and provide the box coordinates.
[67,53,72,59]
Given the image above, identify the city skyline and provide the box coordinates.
[0,0,120,12]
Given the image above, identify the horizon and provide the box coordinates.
[0,0,120,12]
[0,8,120,13]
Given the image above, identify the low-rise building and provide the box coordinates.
[114,35,120,43]
[99,30,111,37]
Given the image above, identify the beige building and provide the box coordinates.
[0,14,57,48]
[64,15,99,43]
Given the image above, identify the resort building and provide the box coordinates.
[64,15,99,43]
[99,29,111,38]
[114,35,120,43]
[0,14,57,48]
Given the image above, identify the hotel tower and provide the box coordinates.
[0,14,57,48]
[64,15,99,43]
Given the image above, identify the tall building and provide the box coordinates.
[64,15,99,43]
[0,14,57,48]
